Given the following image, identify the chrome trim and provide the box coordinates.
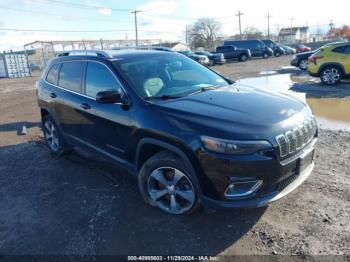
[44,59,128,103]
[275,117,317,158]
[224,180,263,199]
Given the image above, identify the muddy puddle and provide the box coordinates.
[238,73,350,131]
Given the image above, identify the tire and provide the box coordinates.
[262,52,268,59]
[239,54,248,62]
[320,66,342,85]
[275,52,281,57]
[42,114,69,155]
[138,150,200,215]
[299,59,308,70]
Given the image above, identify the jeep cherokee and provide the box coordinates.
[37,50,318,215]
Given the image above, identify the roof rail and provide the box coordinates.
[57,50,113,58]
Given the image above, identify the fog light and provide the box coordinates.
[224,180,263,199]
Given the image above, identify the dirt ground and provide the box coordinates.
[0,56,349,258]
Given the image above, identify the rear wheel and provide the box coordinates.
[299,59,308,70]
[262,52,269,59]
[138,151,200,215]
[275,51,281,57]
[42,115,68,155]
[320,66,342,85]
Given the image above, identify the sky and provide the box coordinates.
[0,0,349,51]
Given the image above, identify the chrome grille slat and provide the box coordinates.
[276,117,317,158]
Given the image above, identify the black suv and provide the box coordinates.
[215,45,251,62]
[37,50,318,215]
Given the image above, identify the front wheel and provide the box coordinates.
[275,52,281,57]
[138,151,200,215]
[262,52,269,59]
[320,66,342,85]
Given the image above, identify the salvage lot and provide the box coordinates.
[0,56,349,256]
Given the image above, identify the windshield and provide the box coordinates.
[113,53,229,99]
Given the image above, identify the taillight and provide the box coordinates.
[309,56,323,65]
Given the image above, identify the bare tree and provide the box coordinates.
[187,18,222,50]
[243,26,263,39]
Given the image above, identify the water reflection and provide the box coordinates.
[238,73,350,131]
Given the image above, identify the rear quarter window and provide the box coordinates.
[58,61,85,93]
[332,46,345,53]
[46,63,61,85]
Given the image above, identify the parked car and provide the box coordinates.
[194,51,226,65]
[178,50,210,65]
[281,45,296,54]
[262,40,285,57]
[224,39,273,58]
[215,45,251,62]
[308,42,350,85]
[37,49,318,215]
[290,51,315,70]
[293,44,312,54]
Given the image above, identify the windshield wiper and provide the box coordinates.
[145,94,183,100]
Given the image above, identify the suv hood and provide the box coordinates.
[155,84,309,135]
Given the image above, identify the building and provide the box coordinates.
[279,27,310,44]
[156,42,190,51]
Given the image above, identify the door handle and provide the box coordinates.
[80,103,91,110]
[49,92,57,98]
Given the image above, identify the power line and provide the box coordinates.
[0,6,130,23]
[30,0,131,12]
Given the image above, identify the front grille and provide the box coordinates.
[276,117,317,158]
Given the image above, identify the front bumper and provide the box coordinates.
[198,138,317,209]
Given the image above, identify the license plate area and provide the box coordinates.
[298,149,314,174]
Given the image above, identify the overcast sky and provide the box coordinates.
[0,0,349,51]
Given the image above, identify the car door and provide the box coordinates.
[51,61,87,139]
[77,61,133,160]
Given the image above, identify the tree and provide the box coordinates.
[340,25,350,37]
[187,18,222,50]
[243,26,263,39]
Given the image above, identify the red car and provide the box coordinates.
[294,44,312,54]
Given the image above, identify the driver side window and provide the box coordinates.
[85,62,121,98]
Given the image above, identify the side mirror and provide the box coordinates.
[96,90,122,104]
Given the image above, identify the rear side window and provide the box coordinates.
[58,61,85,93]
[46,63,61,85]
[343,46,350,54]
[332,46,345,53]
[85,62,121,98]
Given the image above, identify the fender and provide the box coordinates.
[135,137,204,196]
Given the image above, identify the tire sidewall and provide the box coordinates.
[138,151,201,214]
[240,54,247,61]
[42,115,66,155]
[299,60,308,70]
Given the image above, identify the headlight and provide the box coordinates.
[200,136,272,155]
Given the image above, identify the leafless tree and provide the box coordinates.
[187,18,222,50]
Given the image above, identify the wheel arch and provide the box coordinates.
[318,62,345,75]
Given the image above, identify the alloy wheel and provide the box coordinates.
[299,60,308,70]
[44,120,59,152]
[147,167,195,214]
[322,68,340,85]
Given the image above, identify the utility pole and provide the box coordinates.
[266,13,272,39]
[185,25,189,46]
[236,11,244,39]
[131,10,141,46]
